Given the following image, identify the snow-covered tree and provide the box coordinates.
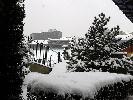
[66,13,133,74]
[83,13,121,71]
[65,37,86,72]
[21,36,34,77]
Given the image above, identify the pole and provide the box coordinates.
[58,52,60,63]
[49,55,52,67]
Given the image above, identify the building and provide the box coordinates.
[30,29,62,40]
[112,0,133,57]
[116,34,133,57]
[47,37,72,48]
[29,37,72,49]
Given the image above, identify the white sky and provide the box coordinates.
[23,0,133,37]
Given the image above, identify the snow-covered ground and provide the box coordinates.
[49,60,68,74]
[22,60,133,100]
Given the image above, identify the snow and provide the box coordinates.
[115,34,133,40]
[22,35,133,99]
[21,72,43,100]
[25,71,133,99]
[22,58,133,99]
[112,52,127,54]
[48,37,72,41]
[49,60,68,74]
[62,45,69,47]
[29,40,48,44]
[89,46,94,50]
[104,45,110,51]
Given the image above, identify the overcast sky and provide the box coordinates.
[23,0,133,37]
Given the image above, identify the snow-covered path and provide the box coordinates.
[49,60,68,74]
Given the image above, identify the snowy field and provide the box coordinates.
[22,60,133,100]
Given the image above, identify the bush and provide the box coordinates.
[27,79,133,100]
[26,72,133,100]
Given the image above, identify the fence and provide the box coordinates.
[29,42,64,67]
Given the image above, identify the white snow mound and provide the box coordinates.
[27,72,133,99]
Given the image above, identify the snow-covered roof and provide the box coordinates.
[29,40,48,44]
[111,52,127,54]
[115,34,133,45]
[48,37,72,41]
[61,37,72,40]
[115,34,133,40]
[62,45,69,48]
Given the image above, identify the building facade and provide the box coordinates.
[30,29,62,40]
[116,34,133,57]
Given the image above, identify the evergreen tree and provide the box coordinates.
[83,13,121,71]
[66,37,86,72]
[21,37,34,77]
[0,0,25,99]
[66,13,133,74]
